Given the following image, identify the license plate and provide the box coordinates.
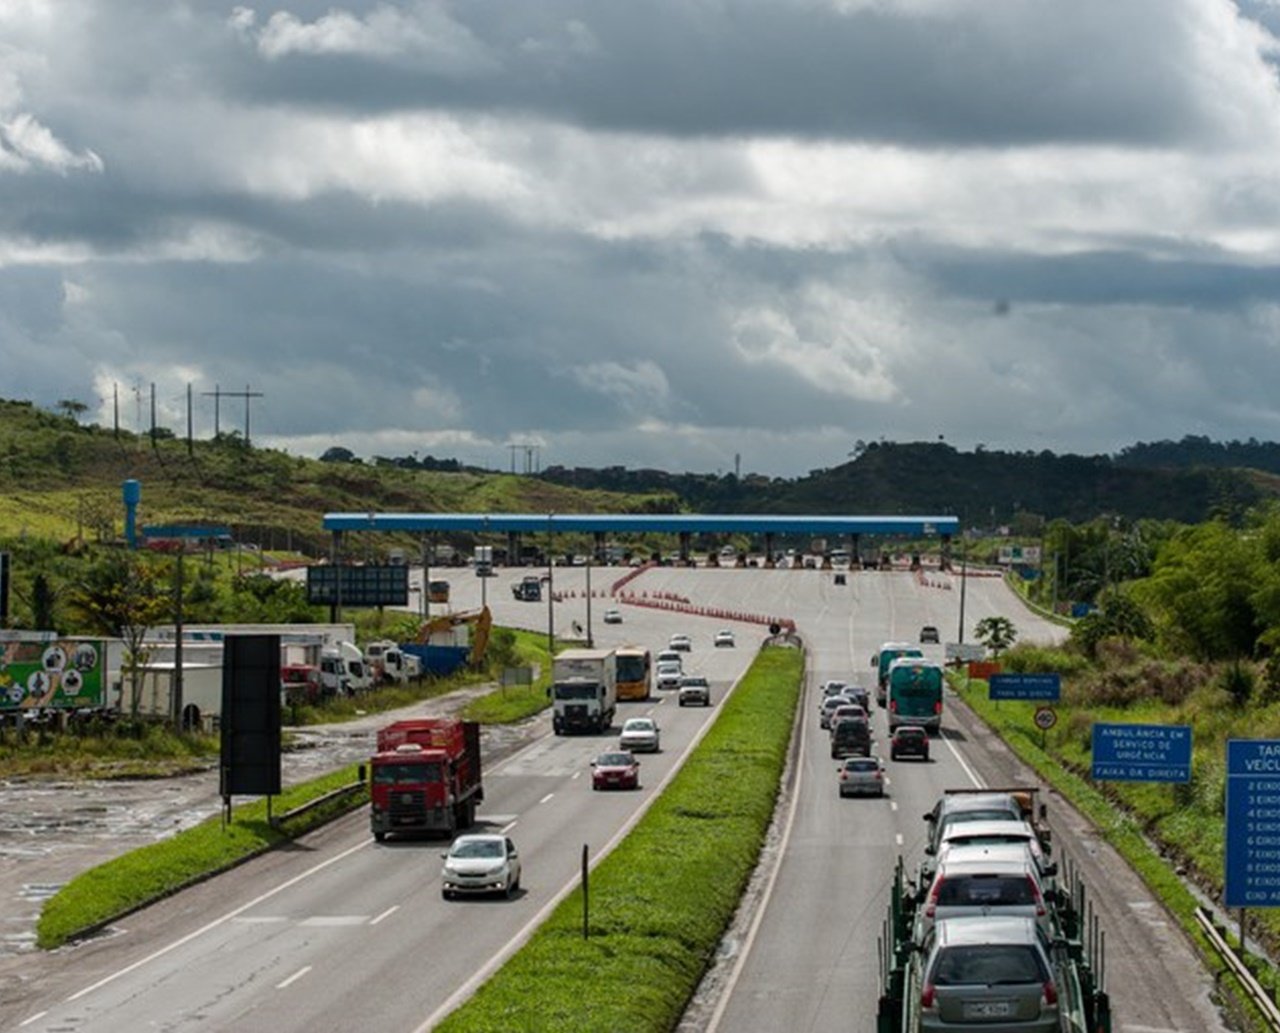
[964,1001,1014,1019]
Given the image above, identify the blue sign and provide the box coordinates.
[1226,740,1280,908]
[988,673,1060,701]
[1091,723,1191,783]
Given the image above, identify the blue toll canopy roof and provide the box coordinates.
[322,513,958,537]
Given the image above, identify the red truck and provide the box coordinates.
[369,718,484,841]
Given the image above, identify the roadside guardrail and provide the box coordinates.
[1196,905,1280,1030]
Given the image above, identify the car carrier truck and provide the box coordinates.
[369,718,483,840]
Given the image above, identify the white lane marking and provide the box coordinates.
[299,916,368,927]
[18,1011,47,1027]
[276,966,311,990]
[500,820,518,834]
[370,905,399,926]
[65,837,371,1003]
[895,833,904,846]
[890,801,898,812]
[231,916,287,925]
[571,770,582,780]
[539,793,555,805]
[705,672,809,1033]
[940,726,984,788]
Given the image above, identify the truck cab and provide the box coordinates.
[370,719,483,840]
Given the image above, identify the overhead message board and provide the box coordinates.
[306,565,409,607]
[1226,739,1280,908]
[988,673,1061,702]
[1091,722,1191,783]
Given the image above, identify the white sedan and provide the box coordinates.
[668,634,692,652]
[619,716,661,753]
[602,608,623,624]
[714,630,736,648]
[441,834,522,899]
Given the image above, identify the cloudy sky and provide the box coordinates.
[4,0,1280,476]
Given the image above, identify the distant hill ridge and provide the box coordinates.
[0,397,1269,532]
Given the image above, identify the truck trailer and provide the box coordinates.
[369,718,484,840]
[551,648,618,734]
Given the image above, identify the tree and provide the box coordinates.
[975,615,1018,656]
[68,552,172,718]
[56,398,88,422]
[320,446,357,463]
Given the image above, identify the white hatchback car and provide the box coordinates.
[619,716,661,753]
[655,661,683,691]
[441,834,521,900]
[714,630,736,648]
[678,675,711,707]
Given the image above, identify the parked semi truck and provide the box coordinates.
[551,648,618,734]
[369,718,484,840]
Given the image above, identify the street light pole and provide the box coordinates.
[585,555,593,647]
[546,513,555,659]
[958,531,968,645]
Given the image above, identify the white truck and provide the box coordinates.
[551,648,618,735]
[365,639,421,685]
[320,641,372,696]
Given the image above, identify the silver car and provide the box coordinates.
[656,661,683,691]
[441,834,522,900]
[837,755,884,797]
[678,675,711,707]
[917,845,1053,941]
[619,716,661,753]
[919,915,1061,1032]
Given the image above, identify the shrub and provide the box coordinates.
[1218,661,1255,708]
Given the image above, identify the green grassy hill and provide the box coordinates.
[0,399,677,555]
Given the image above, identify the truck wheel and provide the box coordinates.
[441,889,453,901]
[373,831,387,843]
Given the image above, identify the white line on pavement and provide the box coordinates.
[276,966,311,990]
[370,906,399,926]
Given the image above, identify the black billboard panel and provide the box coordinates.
[305,565,409,607]
[220,634,281,797]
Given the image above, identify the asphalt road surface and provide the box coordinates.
[0,564,1233,1032]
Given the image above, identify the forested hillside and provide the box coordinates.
[542,440,1266,524]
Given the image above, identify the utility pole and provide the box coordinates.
[203,385,264,446]
[113,382,119,438]
[149,382,157,449]
[204,384,221,437]
[186,383,194,457]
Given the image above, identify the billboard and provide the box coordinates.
[0,639,107,710]
[306,565,409,607]
[997,545,1042,565]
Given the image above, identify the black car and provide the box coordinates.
[891,724,930,761]
[919,625,940,644]
[831,717,871,758]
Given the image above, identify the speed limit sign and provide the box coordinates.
[1033,706,1057,731]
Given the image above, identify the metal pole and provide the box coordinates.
[582,843,589,940]
[420,535,429,621]
[547,514,555,659]
[585,556,593,647]
[173,549,184,728]
[958,531,968,644]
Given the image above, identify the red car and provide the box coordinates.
[591,751,641,790]
[890,724,930,761]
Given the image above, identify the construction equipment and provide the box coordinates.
[401,607,492,676]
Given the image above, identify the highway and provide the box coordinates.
[6,564,1230,1032]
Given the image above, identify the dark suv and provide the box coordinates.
[831,717,871,758]
[891,724,930,761]
[919,625,940,644]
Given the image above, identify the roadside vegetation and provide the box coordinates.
[436,645,804,1033]
[36,764,369,950]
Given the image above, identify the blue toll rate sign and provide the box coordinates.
[988,673,1060,702]
[1091,723,1191,783]
[1226,740,1280,908]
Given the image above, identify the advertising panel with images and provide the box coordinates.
[0,639,107,710]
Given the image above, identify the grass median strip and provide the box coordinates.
[435,644,805,1033]
[36,765,369,950]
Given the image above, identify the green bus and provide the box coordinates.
[887,658,944,733]
[873,642,924,708]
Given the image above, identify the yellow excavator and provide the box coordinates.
[413,606,492,669]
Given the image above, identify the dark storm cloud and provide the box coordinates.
[219,0,1235,147]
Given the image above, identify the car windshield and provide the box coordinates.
[616,655,648,680]
[936,875,1035,906]
[845,759,878,772]
[450,839,503,859]
[554,683,599,700]
[930,945,1045,986]
[596,753,633,766]
[625,719,654,731]
[373,762,443,783]
[682,677,708,686]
